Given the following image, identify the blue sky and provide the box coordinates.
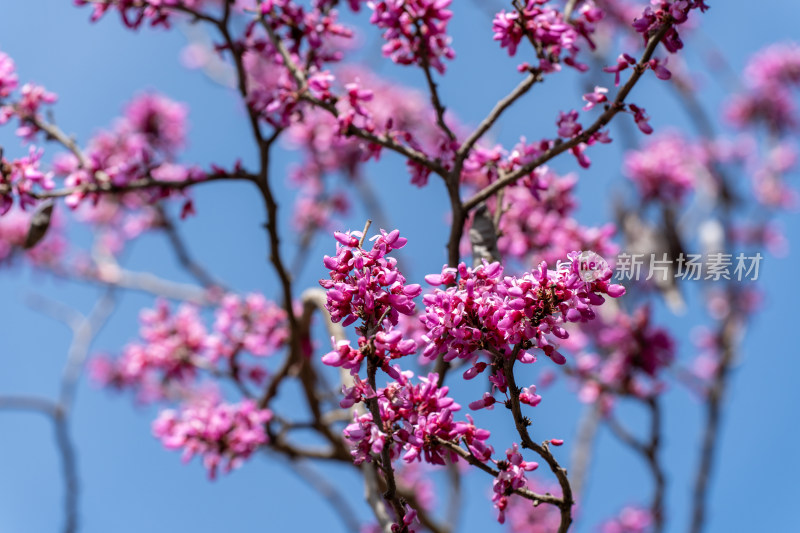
[1,2,799,533]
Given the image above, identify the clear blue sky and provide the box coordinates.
[1,2,799,533]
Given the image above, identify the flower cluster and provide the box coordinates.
[727,43,800,132]
[207,293,288,361]
[623,132,704,203]
[152,397,272,478]
[75,0,224,29]
[285,66,451,233]
[0,51,17,98]
[599,506,653,533]
[575,306,675,404]
[242,2,354,127]
[492,0,603,72]
[342,371,493,465]
[91,294,288,401]
[491,443,539,524]
[420,253,625,372]
[320,228,421,328]
[369,0,455,74]
[632,0,709,53]
[1,147,55,212]
[55,92,203,210]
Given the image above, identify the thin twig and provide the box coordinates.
[504,354,574,533]
[463,21,674,212]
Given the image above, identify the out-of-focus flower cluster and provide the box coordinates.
[574,305,674,409]
[599,506,653,533]
[153,396,272,478]
[90,293,288,402]
[623,132,704,203]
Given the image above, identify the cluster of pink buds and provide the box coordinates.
[342,371,493,466]
[492,0,603,72]
[0,51,17,98]
[152,397,272,478]
[207,292,288,361]
[726,43,800,132]
[369,0,455,74]
[492,443,539,524]
[632,0,709,53]
[320,228,421,328]
[576,305,675,405]
[489,171,618,267]
[419,253,625,372]
[53,92,204,211]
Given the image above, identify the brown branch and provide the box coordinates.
[605,399,666,533]
[433,437,563,506]
[29,171,251,201]
[504,354,574,533]
[270,454,362,532]
[463,20,674,212]
[458,71,540,160]
[83,0,221,25]
[689,307,741,533]
[254,10,446,175]
[365,357,409,532]
[410,16,456,142]
[155,204,226,290]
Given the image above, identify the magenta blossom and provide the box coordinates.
[153,397,272,479]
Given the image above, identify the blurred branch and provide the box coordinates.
[689,307,742,533]
[569,402,602,499]
[1,290,116,533]
[155,203,227,290]
[605,398,666,533]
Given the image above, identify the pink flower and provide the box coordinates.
[632,1,708,54]
[123,92,187,155]
[603,53,636,86]
[153,398,272,479]
[557,110,582,138]
[623,132,701,202]
[320,228,418,327]
[493,1,601,72]
[0,51,18,98]
[492,443,539,524]
[342,371,493,466]
[369,0,455,74]
[628,103,653,134]
[583,86,609,110]
[419,252,625,371]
